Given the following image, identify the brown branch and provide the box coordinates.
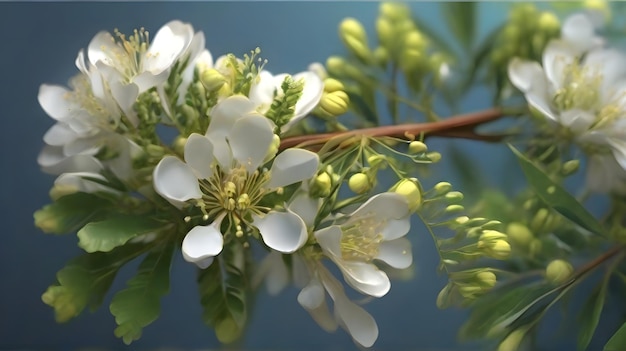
[574,245,625,280]
[279,107,506,151]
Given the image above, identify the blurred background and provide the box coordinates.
[0,2,613,350]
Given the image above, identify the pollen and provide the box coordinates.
[340,216,385,262]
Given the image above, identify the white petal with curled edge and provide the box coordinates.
[380,217,411,241]
[284,71,324,131]
[332,292,379,348]
[182,219,224,268]
[376,237,412,269]
[206,95,257,138]
[54,172,118,195]
[561,13,599,54]
[248,70,280,111]
[267,149,319,188]
[559,109,595,134]
[109,79,139,126]
[254,210,308,253]
[339,261,390,297]
[288,191,320,228]
[297,279,326,310]
[229,115,274,172]
[263,252,289,295]
[87,31,117,67]
[348,193,409,223]
[43,123,78,146]
[153,156,201,206]
[314,226,343,259]
[184,133,214,179]
[144,20,193,74]
[543,40,577,88]
[38,85,73,121]
[507,59,543,93]
[40,154,103,175]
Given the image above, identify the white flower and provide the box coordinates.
[297,259,379,348]
[314,193,412,297]
[508,28,626,191]
[560,13,604,55]
[249,69,323,132]
[153,96,320,267]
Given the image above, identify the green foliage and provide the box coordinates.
[441,2,475,52]
[34,192,114,234]
[198,243,248,343]
[510,145,607,237]
[605,322,626,351]
[77,214,168,253]
[41,244,145,323]
[110,243,174,344]
[577,277,609,351]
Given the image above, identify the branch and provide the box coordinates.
[280,107,506,151]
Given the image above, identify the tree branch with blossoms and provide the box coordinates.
[33,1,626,350]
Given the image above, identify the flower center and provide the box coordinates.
[198,164,271,224]
[104,28,150,83]
[340,216,384,262]
[553,62,602,112]
[66,74,117,130]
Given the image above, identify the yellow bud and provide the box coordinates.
[374,46,389,67]
[478,230,508,243]
[561,159,580,176]
[367,154,387,167]
[545,259,574,284]
[455,216,470,225]
[434,182,452,194]
[485,240,511,259]
[319,91,350,117]
[172,136,188,156]
[342,35,371,62]
[348,173,372,194]
[445,191,464,203]
[530,208,549,232]
[459,285,483,299]
[380,2,410,21]
[506,222,533,247]
[326,56,347,76]
[498,329,526,351]
[408,141,427,154]
[502,25,522,42]
[339,18,368,43]
[583,0,610,22]
[310,172,332,198]
[404,30,427,51]
[200,68,227,92]
[181,104,199,124]
[34,207,62,234]
[391,178,423,211]
[529,238,543,256]
[427,151,442,163]
[323,78,345,93]
[476,271,497,289]
[49,184,79,201]
[538,11,560,32]
[399,49,422,72]
[445,204,464,213]
[263,134,280,163]
[376,17,394,47]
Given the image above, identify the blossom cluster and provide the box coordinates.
[36,19,422,347]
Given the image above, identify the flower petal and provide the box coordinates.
[54,172,117,196]
[561,13,601,54]
[184,133,214,179]
[334,297,379,348]
[144,20,194,74]
[288,191,321,228]
[254,210,308,253]
[297,278,326,310]
[543,40,577,88]
[38,145,103,175]
[559,108,595,134]
[153,155,201,206]
[288,71,323,125]
[38,85,73,121]
[376,237,412,269]
[43,123,78,146]
[314,226,343,259]
[248,70,281,112]
[267,149,319,188]
[229,114,275,172]
[348,192,409,222]
[507,58,543,93]
[263,252,290,295]
[339,261,390,297]
[182,218,225,268]
[87,31,117,67]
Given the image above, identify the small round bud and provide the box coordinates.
[367,154,387,168]
[310,172,332,198]
[455,216,470,225]
[348,172,372,194]
[326,56,347,77]
[529,238,543,256]
[530,208,550,232]
[342,35,371,63]
[172,136,188,156]
[434,182,452,194]
[478,230,508,243]
[181,104,200,124]
[380,2,409,21]
[263,134,281,163]
[445,204,465,213]
[506,222,534,247]
[376,17,394,48]
[545,259,574,284]
[476,271,497,289]
[502,25,522,42]
[408,141,427,154]
[445,191,464,203]
[561,159,580,176]
[403,30,427,51]
[319,91,350,117]
[399,49,422,72]
[339,18,368,43]
[391,178,423,212]
[459,285,483,299]
[538,11,560,32]
[498,329,526,351]
[374,46,389,67]
[200,68,227,92]
[323,78,345,93]
[485,240,511,259]
[426,151,442,163]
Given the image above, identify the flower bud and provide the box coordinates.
[367,154,387,168]
[200,68,227,92]
[376,17,395,48]
[481,220,503,230]
[319,91,350,117]
[339,18,368,43]
[445,191,464,203]
[323,78,345,93]
[455,216,470,225]
[380,2,409,21]
[391,178,423,211]
[181,104,199,125]
[427,151,442,163]
[310,172,332,198]
[399,49,422,72]
[476,271,497,289]
[537,11,560,32]
[374,46,389,67]
[445,204,464,213]
[506,222,533,247]
[530,208,549,232]
[404,30,427,51]
[434,182,452,194]
[342,35,371,63]
[478,230,508,243]
[172,136,187,156]
[484,240,511,259]
[545,259,574,284]
[348,172,372,194]
[263,134,281,163]
[529,238,542,256]
[49,184,78,201]
[326,56,347,77]
[459,285,483,299]
[408,141,427,154]
[561,159,580,176]
[583,0,610,22]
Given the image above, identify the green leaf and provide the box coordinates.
[110,243,174,345]
[78,214,167,253]
[199,243,248,343]
[34,193,113,234]
[509,145,606,236]
[460,280,560,339]
[457,23,505,98]
[605,322,626,351]
[41,244,144,323]
[441,2,475,52]
[577,278,609,351]
[413,15,458,60]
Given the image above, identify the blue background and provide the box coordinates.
[0,2,615,350]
